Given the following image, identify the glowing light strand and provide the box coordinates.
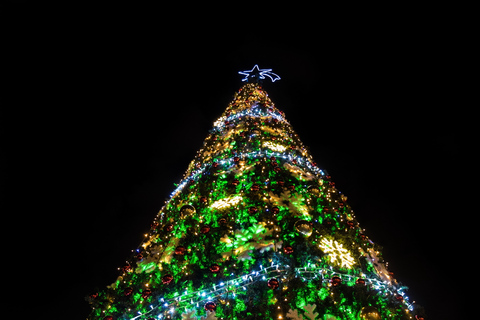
[212,107,288,132]
[169,151,325,199]
[125,264,413,319]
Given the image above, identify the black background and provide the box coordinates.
[3,3,468,319]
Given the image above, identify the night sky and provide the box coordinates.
[4,6,466,319]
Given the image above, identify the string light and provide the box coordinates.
[89,81,416,320]
[118,263,413,319]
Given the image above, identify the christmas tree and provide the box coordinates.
[87,66,423,320]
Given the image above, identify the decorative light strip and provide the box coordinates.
[212,107,288,132]
[169,151,325,199]
[126,263,412,320]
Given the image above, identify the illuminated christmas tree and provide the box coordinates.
[87,66,424,320]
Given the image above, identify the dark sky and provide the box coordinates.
[4,5,467,319]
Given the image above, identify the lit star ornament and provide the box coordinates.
[238,65,281,83]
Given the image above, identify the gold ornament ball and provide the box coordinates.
[294,220,313,237]
[358,306,381,320]
[307,185,320,195]
[180,205,196,217]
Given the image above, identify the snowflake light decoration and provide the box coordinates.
[210,196,243,210]
[318,238,355,268]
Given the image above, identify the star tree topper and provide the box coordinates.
[238,65,281,83]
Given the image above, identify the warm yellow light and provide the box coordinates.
[210,196,243,210]
[263,141,287,152]
[318,238,355,268]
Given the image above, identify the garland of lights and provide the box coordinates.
[168,151,325,201]
[127,263,413,320]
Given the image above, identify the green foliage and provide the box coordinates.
[87,83,416,320]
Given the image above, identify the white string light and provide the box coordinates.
[126,264,412,319]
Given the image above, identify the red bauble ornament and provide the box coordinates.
[218,218,227,225]
[271,207,279,214]
[174,246,185,255]
[205,301,216,311]
[200,225,211,234]
[346,220,354,229]
[250,184,260,192]
[136,253,143,260]
[287,185,295,191]
[331,276,342,287]
[267,278,280,290]
[142,288,152,299]
[283,245,294,254]
[356,278,366,286]
[231,179,240,186]
[162,274,173,285]
[395,295,404,302]
[104,316,114,320]
[151,221,159,229]
[278,180,285,187]
[163,224,174,232]
[209,264,221,273]
[248,207,258,214]
[122,265,132,273]
[200,197,208,204]
[273,167,282,172]
[124,287,133,296]
[233,156,240,163]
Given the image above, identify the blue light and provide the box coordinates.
[238,65,281,83]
